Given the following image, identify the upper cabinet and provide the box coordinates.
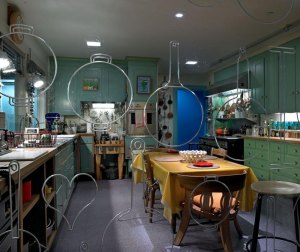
[49,57,128,115]
[126,57,159,102]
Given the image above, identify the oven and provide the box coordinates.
[126,102,157,136]
[199,136,244,163]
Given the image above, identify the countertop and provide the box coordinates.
[243,135,300,143]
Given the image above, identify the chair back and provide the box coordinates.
[177,171,247,223]
[211,147,227,159]
[143,153,156,185]
[178,171,246,195]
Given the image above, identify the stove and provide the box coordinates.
[199,136,244,163]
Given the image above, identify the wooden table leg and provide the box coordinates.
[95,154,102,180]
[118,153,124,179]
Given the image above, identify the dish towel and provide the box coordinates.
[135,110,145,128]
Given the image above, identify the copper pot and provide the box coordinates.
[215,128,223,136]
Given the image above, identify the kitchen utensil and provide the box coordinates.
[215,128,223,136]
[163,95,168,110]
[165,126,172,139]
[167,95,173,105]
[162,111,167,130]
[167,105,173,119]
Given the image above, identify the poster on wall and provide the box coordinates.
[137,76,151,94]
[82,78,98,91]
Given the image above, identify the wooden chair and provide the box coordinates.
[143,153,160,223]
[211,147,227,158]
[174,171,247,252]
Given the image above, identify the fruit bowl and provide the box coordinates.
[179,150,207,163]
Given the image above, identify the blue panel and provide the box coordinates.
[176,89,206,150]
[2,85,15,131]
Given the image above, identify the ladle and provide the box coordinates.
[167,95,172,105]
[162,111,168,130]
[167,105,173,119]
[163,95,168,110]
[165,126,172,139]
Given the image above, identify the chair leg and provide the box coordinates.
[219,219,233,252]
[174,204,191,246]
[149,189,155,223]
[144,185,149,213]
[171,214,177,234]
[233,216,243,238]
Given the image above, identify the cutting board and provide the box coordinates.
[0,149,49,161]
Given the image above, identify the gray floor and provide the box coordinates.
[50,179,299,252]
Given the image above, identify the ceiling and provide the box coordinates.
[6,0,300,75]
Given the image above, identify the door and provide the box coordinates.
[176,89,206,150]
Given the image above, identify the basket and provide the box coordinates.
[21,133,57,148]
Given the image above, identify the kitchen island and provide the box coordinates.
[0,135,78,251]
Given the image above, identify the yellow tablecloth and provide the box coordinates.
[132,152,258,223]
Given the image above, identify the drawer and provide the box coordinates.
[269,141,284,153]
[244,139,255,148]
[284,154,300,168]
[255,140,268,151]
[269,152,283,164]
[252,167,269,181]
[270,166,300,183]
[285,143,300,156]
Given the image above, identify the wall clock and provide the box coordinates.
[8,9,24,44]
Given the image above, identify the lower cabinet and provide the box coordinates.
[54,140,76,227]
[80,135,95,174]
[244,138,300,183]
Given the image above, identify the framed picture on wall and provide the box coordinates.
[82,78,98,91]
[137,76,151,94]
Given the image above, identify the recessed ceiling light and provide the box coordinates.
[86,40,101,47]
[185,60,198,65]
[175,12,184,18]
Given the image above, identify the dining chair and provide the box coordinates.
[174,171,247,252]
[211,147,227,158]
[143,153,160,223]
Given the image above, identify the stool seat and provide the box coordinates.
[251,181,300,197]
[247,180,300,252]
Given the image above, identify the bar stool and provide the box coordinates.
[246,180,300,252]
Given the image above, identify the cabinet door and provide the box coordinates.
[250,57,265,113]
[265,51,279,113]
[80,143,94,173]
[279,46,296,112]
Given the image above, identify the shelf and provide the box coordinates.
[47,229,57,248]
[216,118,256,125]
[22,194,40,219]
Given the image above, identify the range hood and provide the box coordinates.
[207,72,250,96]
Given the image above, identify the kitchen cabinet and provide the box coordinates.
[49,58,128,115]
[80,135,95,174]
[244,138,300,184]
[249,55,266,114]
[126,57,159,102]
[54,139,76,227]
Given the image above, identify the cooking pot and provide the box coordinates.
[215,128,223,136]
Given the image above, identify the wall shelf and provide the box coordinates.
[216,118,256,125]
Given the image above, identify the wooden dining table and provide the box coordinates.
[132,151,258,223]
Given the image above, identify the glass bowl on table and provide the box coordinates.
[179,150,207,163]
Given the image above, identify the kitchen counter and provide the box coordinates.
[243,135,300,143]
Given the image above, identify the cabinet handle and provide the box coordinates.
[295,173,298,177]
[295,149,298,153]
[295,161,298,165]
[296,91,299,95]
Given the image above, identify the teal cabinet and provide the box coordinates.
[49,58,128,115]
[80,135,94,173]
[265,51,279,113]
[126,57,159,102]
[244,138,300,184]
[278,41,297,113]
[249,56,266,113]
[54,139,76,226]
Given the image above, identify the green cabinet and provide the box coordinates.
[244,138,300,184]
[54,139,76,226]
[80,135,94,173]
[49,58,128,115]
[126,57,159,102]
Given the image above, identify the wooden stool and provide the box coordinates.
[247,181,300,252]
